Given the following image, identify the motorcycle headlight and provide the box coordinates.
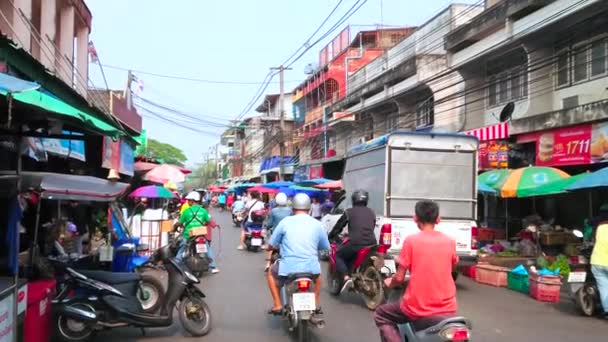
[184,270,200,284]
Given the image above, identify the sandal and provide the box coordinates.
[267,308,282,316]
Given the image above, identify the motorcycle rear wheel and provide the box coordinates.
[56,303,95,342]
[296,320,310,342]
[179,294,212,336]
[361,266,385,310]
[327,263,342,296]
[576,286,597,317]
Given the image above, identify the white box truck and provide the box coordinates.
[321,131,479,275]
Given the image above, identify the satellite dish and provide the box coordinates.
[303,63,318,75]
[499,102,515,122]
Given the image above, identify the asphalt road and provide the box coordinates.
[99,210,606,341]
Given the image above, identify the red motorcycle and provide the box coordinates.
[327,224,393,310]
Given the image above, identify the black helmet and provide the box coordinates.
[351,190,369,206]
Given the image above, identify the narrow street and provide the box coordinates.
[100,211,607,342]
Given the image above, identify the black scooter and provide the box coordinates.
[54,243,212,341]
[568,231,602,316]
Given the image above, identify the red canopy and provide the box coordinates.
[135,162,191,175]
[248,186,278,194]
[314,180,342,190]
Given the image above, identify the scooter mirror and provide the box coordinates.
[572,230,584,238]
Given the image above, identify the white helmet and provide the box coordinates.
[185,191,201,202]
[292,193,311,210]
[275,193,288,206]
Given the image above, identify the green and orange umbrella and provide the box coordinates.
[479,167,570,198]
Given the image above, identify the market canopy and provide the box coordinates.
[314,179,342,190]
[478,182,497,195]
[0,72,40,93]
[518,173,587,197]
[1,86,123,136]
[566,167,608,191]
[296,178,333,187]
[17,171,129,202]
[264,180,294,189]
[487,166,570,198]
[248,186,278,194]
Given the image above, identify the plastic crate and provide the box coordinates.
[475,264,509,287]
[529,273,561,303]
[507,272,529,294]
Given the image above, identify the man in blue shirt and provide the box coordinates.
[264,193,292,267]
[266,193,330,315]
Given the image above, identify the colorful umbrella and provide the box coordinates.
[478,169,512,189]
[144,164,186,184]
[496,166,570,198]
[314,180,342,190]
[296,178,333,187]
[518,173,587,197]
[264,181,294,189]
[248,186,278,194]
[566,167,608,191]
[478,182,497,195]
[129,185,176,199]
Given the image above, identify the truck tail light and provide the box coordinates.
[379,223,392,253]
[471,227,478,250]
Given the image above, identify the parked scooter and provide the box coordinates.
[568,230,602,316]
[327,232,391,310]
[400,315,472,342]
[50,241,165,313]
[54,242,212,341]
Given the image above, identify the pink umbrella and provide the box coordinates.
[144,164,186,184]
[314,180,342,190]
[248,186,278,194]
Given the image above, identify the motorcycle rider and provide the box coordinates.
[178,191,219,274]
[238,191,265,250]
[266,193,330,315]
[328,190,377,293]
[374,200,458,342]
[264,193,293,270]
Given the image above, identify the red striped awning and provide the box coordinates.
[463,122,509,141]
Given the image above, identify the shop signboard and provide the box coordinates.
[293,166,309,183]
[102,136,121,170]
[309,165,324,179]
[42,131,86,162]
[590,121,608,163]
[119,140,134,176]
[478,140,509,170]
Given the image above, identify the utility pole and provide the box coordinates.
[271,65,292,180]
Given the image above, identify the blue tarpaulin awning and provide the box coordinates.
[0,72,40,93]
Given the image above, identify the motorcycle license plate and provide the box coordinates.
[382,259,396,275]
[196,243,208,254]
[568,271,587,283]
[292,292,315,311]
[251,238,263,246]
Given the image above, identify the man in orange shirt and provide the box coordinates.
[374,200,458,342]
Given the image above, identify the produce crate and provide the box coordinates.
[475,264,509,287]
[539,232,568,246]
[529,273,562,303]
[507,272,529,294]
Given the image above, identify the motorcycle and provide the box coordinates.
[400,314,472,342]
[568,230,602,316]
[269,251,324,342]
[327,235,390,310]
[50,241,165,314]
[244,222,265,252]
[174,221,217,277]
[54,242,212,341]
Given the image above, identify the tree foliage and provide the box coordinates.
[185,161,217,189]
[143,138,187,166]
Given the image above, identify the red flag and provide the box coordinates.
[88,41,99,63]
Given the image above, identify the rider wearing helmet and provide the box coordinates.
[264,193,293,270]
[328,189,377,292]
[178,191,219,274]
[266,193,330,315]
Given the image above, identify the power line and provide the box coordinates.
[101,64,303,85]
